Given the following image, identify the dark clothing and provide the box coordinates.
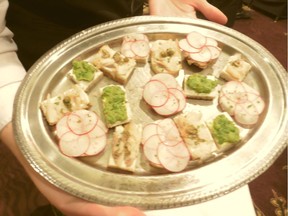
[207,0,242,27]
[6,0,240,69]
[6,0,144,69]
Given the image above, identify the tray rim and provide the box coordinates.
[13,16,288,209]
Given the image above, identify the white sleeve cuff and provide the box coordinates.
[0,52,26,132]
[0,81,22,131]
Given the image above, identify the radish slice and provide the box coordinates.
[153,92,180,116]
[56,115,70,138]
[219,81,265,125]
[88,124,107,138]
[178,39,200,53]
[165,141,190,158]
[186,31,207,49]
[167,88,186,112]
[59,132,90,157]
[247,94,265,114]
[143,80,169,107]
[218,95,237,115]
[207,46,221,60]
[142,123,160,144]
[67,110,98,135]
[156,119,182,146]
[131,40,150,57]
[85,134,107,156]
[234,104,259,125]
[157,143,190,172]
[189,46,211,62]
[121,41,136,58]
[151,73,178,89]
[143,134,162,165]
[205,37,218,47]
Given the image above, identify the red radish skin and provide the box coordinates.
[167,88,186,112]
[151,73,178,89]
[67,110,98,135]
[85,133,107,156]
[142,119,188,172]
[131,40,150,57]
[179,31,221,65]
[141,123,160,144]
[157,143,190,172]
[178,39,200,53]
[186,31,207,49]
[153,92,180,116]
[143,134,162,166]
[189,46,211,62]
[56,110,108,157]
[219,81,265,125]
[59,131,90,157]
[143,80,169,107]
[143,73,186,117]
[56,115,71,138]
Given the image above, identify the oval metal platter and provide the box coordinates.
[13,16,288,209]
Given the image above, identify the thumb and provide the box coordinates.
[186,0,228,25]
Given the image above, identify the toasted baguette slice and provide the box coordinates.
[100,85,132,128]
[206,112,241,151]
[67,60,103,92]
[220,53,252,81]
[40,85,90,125]
[183,74,219,100]
[174,111,217,161]
[150,39,182,76]
[93,45,136,84]
[108,122,142,172]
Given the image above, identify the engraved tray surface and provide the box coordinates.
[13,16,288,209]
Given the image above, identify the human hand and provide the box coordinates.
[1,123,146,216]
[148,0,227,25]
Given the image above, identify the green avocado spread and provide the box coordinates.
[72,60,96,81]
[211,114,240,145]
[186,74,218,93]
[101,85,128,125]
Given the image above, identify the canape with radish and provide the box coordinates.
[174,110,217,161]
[179,31,221,69]
[56,109,108,157]
[142,73,186,116]
[142,118,190,172]
[218,81,265,126]
[121,33,150,63]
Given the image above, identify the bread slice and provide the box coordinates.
[67,60,103,92]
[220,53,252,81]
[93,45,136,84]
[150,39,182,76]
[173,111,217,161]
[40,85,90,125]
[108,122,142,172]
[100,85,132,128]
[206,112,241,151]
[183,74,219,100]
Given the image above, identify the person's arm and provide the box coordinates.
[0,0,145,215]
[148,0,228,25]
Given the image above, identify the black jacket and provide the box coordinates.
[7,0,144,69]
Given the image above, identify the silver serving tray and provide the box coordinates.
[13,16,288,209]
